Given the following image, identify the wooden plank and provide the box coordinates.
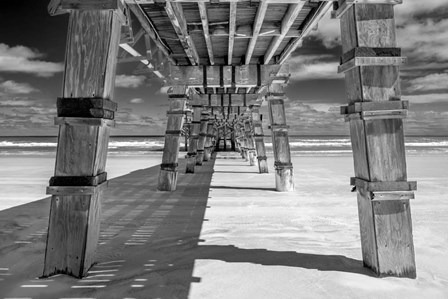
[264,2,305,64]
[338,56,406,73]
[372,191,414,201]
[165,2,200,65]
[373,199,416,278]
[127,4,176,65]
[198,2,214,65]
[228,2,237,65]
[245,0,268,65]
[278,1,332,64]
[351,177,417,192]
[356,188,379,273]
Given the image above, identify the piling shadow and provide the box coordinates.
[0,156,372,299]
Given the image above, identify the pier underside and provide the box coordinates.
[38,0,417,280]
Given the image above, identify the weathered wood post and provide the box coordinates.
[267,83,294,191]
[336,1,417,278]
[196,110,209,165]
[186,96,202,173]
[244,119,257,166]
[204,120,214,160]
[158,86,187,191]
[43,3,123,278]
[252,106,268,173]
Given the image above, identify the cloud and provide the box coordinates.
[263,101,347,135]
[130,98,144,104]
[405,73,448,92]
[288,55,343,81]
[0,43,63,77]
[402,93,448,104]
[115,74,146,88]
[0,80,38,95]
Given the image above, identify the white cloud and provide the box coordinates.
[402,93,448,104]
[0,43,63,77]
[0,97,36,107]
[130,98,144,104]
[406,73,448,92]
[115,74,146,88]
[398,18,448,62]
[288,55,343,81]
[0,80,38,94]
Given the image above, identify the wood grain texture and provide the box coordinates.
[373,199,416,278]
[44,194,91,277]
[45,9,121,278]
[340,3,416,278]
[356,188,379,273]
[158,97,186,191]
[365,119,407,182]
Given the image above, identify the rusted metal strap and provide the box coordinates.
[47,181,108,196]
[57,97,117,119]
[167,110,185,115]
[168,94,187,98]
[257,156,267,161]
[49,172,107,187]
[274,161,293,170]
[165,130,182,135]
[160,163,178,171]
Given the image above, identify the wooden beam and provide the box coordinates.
[198,2,214,65]
[264,2,305,64]
[245,0,268,65]
[119,43,166,79]
[165,2,200,65]
[127,3,176,65]
[43,9,121,279]
[278,1,333,64]
[228,2,237,65]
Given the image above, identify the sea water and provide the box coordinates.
[0,135,447,156]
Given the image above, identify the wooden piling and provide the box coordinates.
[158,86,187,191]
[251,107,268,173]
[244,119,257,166]
[204,121,214,160]
[268,84,294,192]
[43,7,122,278]
[186,97,202,173]
[196,111,209,164]
[338,2,416,278]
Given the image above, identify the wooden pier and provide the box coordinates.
[28,0,419,281]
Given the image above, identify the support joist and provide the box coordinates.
[245,0,268,65]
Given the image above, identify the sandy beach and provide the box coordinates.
[0,152,447,298]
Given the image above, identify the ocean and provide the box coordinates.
[0,135,447,156]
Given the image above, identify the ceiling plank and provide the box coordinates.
[278,1,332,64]
[198,2,215,65]
[165,1,200,65]
[228,2,237,65]
[245,0,268,65]
[127,3,176,65]
[263,2,305,64]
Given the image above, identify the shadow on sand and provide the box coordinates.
[0,155,372,298]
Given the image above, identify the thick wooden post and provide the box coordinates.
[268,83,294,192]
[244,119,257,166]
[186,97,202,173]
[43,7,122,278]
[196,111,209,165]
[158,86,187,191]
[338,2,416,278]
[204,121,214,161]
[252,107,268,173]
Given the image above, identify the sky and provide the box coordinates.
[0,0,447,136]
